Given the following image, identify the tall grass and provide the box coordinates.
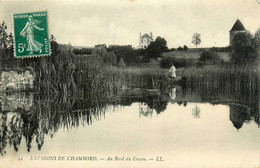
[181,64,259,106]
[20,46,167,99]
[183,65,259,88]
[107,66,166,90]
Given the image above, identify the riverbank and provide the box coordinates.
[0,46,259,98]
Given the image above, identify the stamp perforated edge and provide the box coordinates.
[11,10,52,59]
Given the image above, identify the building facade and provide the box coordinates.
[138,32,153,49]
[229,19,246,46]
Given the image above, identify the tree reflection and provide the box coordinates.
[0,93,118,156]
[0,113,8,156]
[192,104,201,118]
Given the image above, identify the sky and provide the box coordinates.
[0,0,260,48]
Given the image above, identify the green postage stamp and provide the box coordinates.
[12,11,51,58]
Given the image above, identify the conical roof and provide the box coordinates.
[230,19,246,32]
[232,121,243,129]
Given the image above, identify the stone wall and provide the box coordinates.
[0,70,34,92]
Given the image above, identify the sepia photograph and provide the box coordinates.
[0,0,259,167]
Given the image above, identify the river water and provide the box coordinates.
[0,86,259,168]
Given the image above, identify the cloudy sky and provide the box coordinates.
[0,0,259,48]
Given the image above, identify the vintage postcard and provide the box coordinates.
[0,0,259,168]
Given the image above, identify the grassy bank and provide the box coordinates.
[21,49,168,98]
[180,65,259,106]
[107,65,166,89]
[182,65,259,87]
[1,46,258,100]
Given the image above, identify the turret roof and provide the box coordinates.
[230,19,246,32]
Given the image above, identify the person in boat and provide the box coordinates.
[168,65,176,78]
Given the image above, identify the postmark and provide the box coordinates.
[12,11,51,58]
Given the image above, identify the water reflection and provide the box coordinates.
[192,104,201,118]
[139,103,153,117]
[0,82,259,156]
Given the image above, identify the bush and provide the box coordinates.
[102,51,117,66]
[160,56,195,69]
[199,51,221,63]
[183,45,188,51]
[108,45,139,65]
[118,57,126,68]
[177,46,183,51]
[210,46,231,52]
[73,48,93,55]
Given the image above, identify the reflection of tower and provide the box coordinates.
[229,105,248,130]
[139,102,153,117]
[258,71,260,127]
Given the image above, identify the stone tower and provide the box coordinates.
[229,19,246,46]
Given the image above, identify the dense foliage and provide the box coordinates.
[73,48,93,55]
[107,45,139,65]
[144,36,168,60]
[199,50,221,62]
[210,46,231,52]
[231,32,258,65]
[160,56,195,69]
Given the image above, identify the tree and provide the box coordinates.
[183,45,189,51]
[108,45,138,65]
[192,33,201,48]
[145,36,168,60]
[192,104,200,118]
[177,46,183,51]
[0,22,14,58]
[183,45,188,51]
[50,34,56,42]
[254,28,260,53]
[0,22,8,48]
[7,33,13,47]
[50,34,59,56]
[231,32,257,64]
